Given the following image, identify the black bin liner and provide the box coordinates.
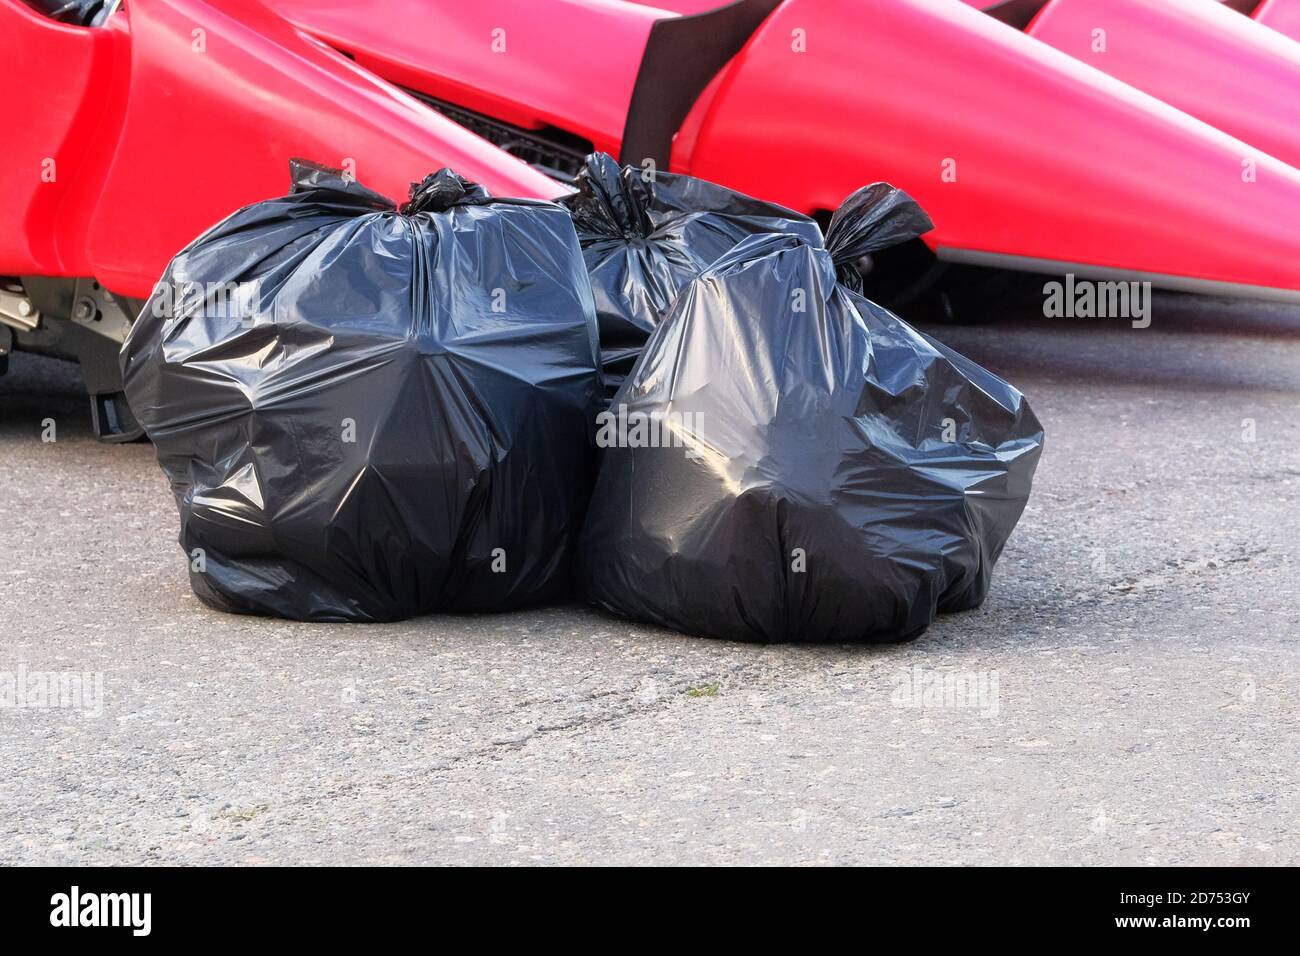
[560,152,823,400]
[122,161,602,622]
[576,184,1044,644]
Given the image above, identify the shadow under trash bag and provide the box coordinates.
[576,184,1045,644]
[560,152,823,403]
[121,161,602,622]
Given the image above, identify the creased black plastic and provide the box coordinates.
[121,160,602,622]
[576,184,1043,644]
[826,182,935,291]
[560,152,823,400]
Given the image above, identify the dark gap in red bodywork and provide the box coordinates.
[401,88,593,183]
[979,0,1049,30]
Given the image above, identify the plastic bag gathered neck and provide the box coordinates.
[559,152,823,401]
[563,152,648,239]
[400,168,492,215]
[825,183,934,290]
[285,160,492,216]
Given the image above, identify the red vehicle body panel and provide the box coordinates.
[623,0,720,11]
[674,0,1300,297]
[1254,0,1300,41]
[9,0,1300,302]
[1026,0,1300,171]
[0,0,559,299]
[264,0,663,156]
[0,3,113,281]
[274,0,1300,299]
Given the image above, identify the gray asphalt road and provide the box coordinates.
[2,292,1298,865]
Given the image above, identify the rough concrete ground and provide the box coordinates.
[1,291,1297,865]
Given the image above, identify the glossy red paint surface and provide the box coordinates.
[2,0,559,298]
[1255,0,1300,42]
[10,0,1300,300]
[1028,0,1300,170]
[0,1,115,278]
[678,0,1300,292]
[623,0,723,11]
[267,0,664,155]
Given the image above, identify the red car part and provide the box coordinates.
[1253,0,1300,41]
[263,0,784,181]
[8,0,1300,443]
[11,0,1300,308]
[275,0,1300,301]
[1021,0,1300,172]
[0,0,559,439]
[0,0,559,300]
[672,0,1300,300]
[264,0,663,159]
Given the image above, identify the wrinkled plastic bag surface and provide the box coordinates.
[122,161,602,622]
[576,184,1043,644]
[561,152,823,400]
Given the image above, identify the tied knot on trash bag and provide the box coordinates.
[825,182,933,292]
[286,160,491,215]
[400,168,491,215]
[563,152,650,240]
[559,152,823,401]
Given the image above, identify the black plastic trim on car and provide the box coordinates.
[618,0,782,172]
[978,1,1049,30]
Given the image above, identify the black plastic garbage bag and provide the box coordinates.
[560,152,823,400]
[576,184,1043,644]
[122,161,603,622]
